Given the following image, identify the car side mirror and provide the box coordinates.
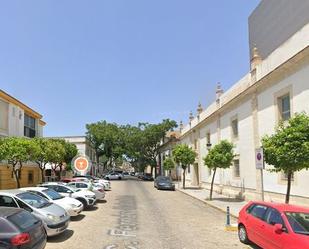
[67,190,72,194]
[274,224,284,234]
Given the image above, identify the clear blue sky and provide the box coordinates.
[0,0,260,136]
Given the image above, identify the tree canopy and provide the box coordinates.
[0,137,36,188]
[203,140,234,200]
[173,144,196,189]
[262,112,309,203]
[86,119,177,173]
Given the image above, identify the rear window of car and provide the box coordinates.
[0,218,16,233]
[7,210,39,230]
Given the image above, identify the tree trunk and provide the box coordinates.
[96,152,100,176]
[285,172,292,204]
[40,167,45,183]
[182,167,186,189]
[13,168,20,188]
[210,167,217,201]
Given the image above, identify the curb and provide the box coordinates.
[176,188,239,219]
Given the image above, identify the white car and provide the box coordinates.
[41,182,96,209]
[93,178,111,191]
[21,187,83,217]
[104,172,123,180]
[73,176,111,191]
[67,182,105,201]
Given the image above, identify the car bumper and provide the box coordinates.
[158,185,175,190]
[96,192,105,200]
[67,205,83,217]
[45,219,70,237]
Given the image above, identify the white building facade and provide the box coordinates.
[180,2,309,205]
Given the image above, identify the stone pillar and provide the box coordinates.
[251,91,264,200]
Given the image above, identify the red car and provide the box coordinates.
[238,201,309,249]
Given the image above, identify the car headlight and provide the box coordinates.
[69,204,78,208]
[47,214,60,222]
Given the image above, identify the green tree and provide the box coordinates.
[163,157,175,177]
[137,119,177,175]
[48,139,66,180]
[86,121,124,171]
[203,140,234,200]
[0,137,36,188]
[173,144,196,189]
[262,113,309,204]
[31,138,55,183]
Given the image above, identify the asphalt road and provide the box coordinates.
[45,178,251,249]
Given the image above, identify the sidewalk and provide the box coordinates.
[175,183,248,219]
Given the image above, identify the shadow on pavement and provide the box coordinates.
[47,229,74,243]
[84,206,98,212]
[70,214,85,222]
[249,243,262,249]
[97,199,107,204]
[210,197,244,203]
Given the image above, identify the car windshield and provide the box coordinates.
[43,189,64,200]
[69,186,80,192]
[17,192,50,209]
[285,212,309,235]
[157,176,170,181]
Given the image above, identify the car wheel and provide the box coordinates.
[238,224,250,244]
[77,198,88,210]
[106,177,110,180]
[118,177,122,180]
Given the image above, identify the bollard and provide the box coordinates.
[226,206,231,226]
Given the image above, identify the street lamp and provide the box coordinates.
[206,142,212,151]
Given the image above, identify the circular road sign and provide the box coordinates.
[72,155,91,174]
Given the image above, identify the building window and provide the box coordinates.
[28,171,34,184]
[278,94,291,121]
[24,114,36,138]
[231,118,239,139]
[233,159,240,178]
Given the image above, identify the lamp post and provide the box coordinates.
[206,142,212,151]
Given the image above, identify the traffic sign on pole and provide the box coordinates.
[255,148,264,169]
[72,155,92,175]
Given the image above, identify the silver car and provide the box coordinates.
[0,189,70,237]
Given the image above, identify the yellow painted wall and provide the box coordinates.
[0,165,42,190]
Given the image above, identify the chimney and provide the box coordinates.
[250,46,262,71]
[179,120,184,132]
[197,102,203,115]
[216,82,223,104]
[189,111,194,123]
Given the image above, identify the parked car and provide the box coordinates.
[104,172,123,180]
[73,175,111,190]
[154,176,175,190]
[0,190,70,237]
[0,207,47,249]
[238,201,309,249]
[142,173,154,181]
[66,182,105,201]
[130,172,136,176]
[21,187,83,217]
[40,182,96,209]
